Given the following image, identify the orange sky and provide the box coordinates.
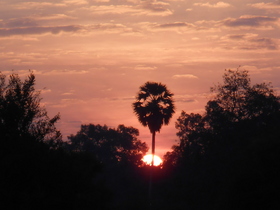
[1,0,280,157]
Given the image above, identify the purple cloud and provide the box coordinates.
[0,25,82,36]
[223,16,278,27]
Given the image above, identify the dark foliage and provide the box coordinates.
[163,69,280,209]
[66,124,148,167]
[0,71,62,150]
[133,81,175,134]
[0,72,110,209]
[65,124,153,209]
[0,142,110,209]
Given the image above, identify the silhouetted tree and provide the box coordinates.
[0,71,61,150]
[206,69,280,132]
[163,68,280,209]
[164,112,210,168]
[166,69,280,164]
[0,72,109,209]
[67,124,148,167]
[133,82,175,208]
[133,82,175,165]
[67,124,152,209]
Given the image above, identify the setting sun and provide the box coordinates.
[142,154,163,166]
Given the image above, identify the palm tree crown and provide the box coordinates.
[133,81,175,134]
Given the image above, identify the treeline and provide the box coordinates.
[161,69,280,209]
[0,72,149,209]
[1,70,280,209]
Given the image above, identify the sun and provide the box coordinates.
[142,154,163,166]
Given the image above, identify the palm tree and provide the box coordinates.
[133,81,175,166]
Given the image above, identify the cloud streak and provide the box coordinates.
[0,25,82,36]
[156,22,194,28]
[0,22,135,37]
[220,33,278,50]
[134,65,157,71]
[172,74,198,79]
[249,1,280,10]
[223,15,278,27]
[82,1,172,16]
[194,2,231,8]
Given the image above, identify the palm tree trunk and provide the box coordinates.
[151,131,155,166]
[149,131,156,208]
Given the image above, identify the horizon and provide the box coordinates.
[1,0,280,157]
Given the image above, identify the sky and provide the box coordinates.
[1,0,280,157]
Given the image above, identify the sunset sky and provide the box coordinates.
[1,0,280,157]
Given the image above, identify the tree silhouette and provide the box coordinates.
[67,124,148,167]
[133,82,175,208]
[162,68,280,209]
[0,72,110,209]
[0,71,61,151]
[133,81,175,166]
[166,69,280,166]
[206,69,280,133]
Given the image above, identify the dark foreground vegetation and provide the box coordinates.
[1,69,280,209]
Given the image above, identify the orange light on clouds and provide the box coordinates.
[142,154,163,166]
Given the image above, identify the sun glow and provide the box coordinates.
[142,154,163,166]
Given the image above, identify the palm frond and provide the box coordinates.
[133,81,175,133]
